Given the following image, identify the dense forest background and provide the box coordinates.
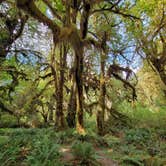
[0,0,166,165]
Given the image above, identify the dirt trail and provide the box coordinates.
[59,146,118,166]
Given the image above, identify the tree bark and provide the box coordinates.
[97,54,106,136]
[75,49,84,134]
[16,0,87,133]
[97,32,107,136]
[66,82,77,128]
[151,58,166,87]
[62,25,85,134]
[55,44,67,129]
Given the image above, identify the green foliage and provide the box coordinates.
[0,0,166,164]
[54,128,75,144]
[71,141,95,162]
[136,62,166,107]
[121,155,166,166]
[0,136,9,145]
[84,113,97,134]
[26,135,61,166]
[0,144,21,166]
[124,128,151,146]
[121,156,144,166]
[54,0,64,12]
[0,128,62,166]
[103,134,121,147]
[117,101,166,129]
[156,128,166,141]
[0,127,165,166]
[36,0,47,14]
[0,114,18,128]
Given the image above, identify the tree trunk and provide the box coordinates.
[43,114,48,124]
[66,82,76,128]
[97,54,106,136]
[69,28,85,134]
[55,44,67,129]
[152,59,166,86]
[75,48,84,134]
[48,95,55,122]
[149,57,166,96]
[49,108,54,122]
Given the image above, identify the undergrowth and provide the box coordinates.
[0,104,165,166]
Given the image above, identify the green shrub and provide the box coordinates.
[121,156,144,166]
[0,136,9,145]
[0,129,33,166]
[55,129,75,144]
[71,141,95,162]
[26,134,61,166]
[85,113,97,134]
[103,134,121,147]
[0,128,62,166]
[125,128,151,146]
[0,145,21,166]
[117,101,166,129]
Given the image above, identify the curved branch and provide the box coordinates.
[107,64,137,100]
[42,0,62,22]
[91,8,140,20]
[0,100,14,115]
[16,0,60,41]
[80,0,91,39]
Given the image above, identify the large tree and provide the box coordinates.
[0,0,139,134]
[14,0,138,133]
[127,0,166,87]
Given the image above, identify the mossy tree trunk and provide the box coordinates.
[55,44,67,129]
[70,30,85,134]
[67,81,77,128]
[16,0,89,133]
[75,48,84,133]
[97,32,107,136]
[97,53,106,136]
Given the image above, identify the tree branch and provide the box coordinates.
[42,0,62,22]
[16,0,60,41]
[91,8,140,20]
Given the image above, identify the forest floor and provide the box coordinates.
[0,127,166,166]
[60,145,118,166]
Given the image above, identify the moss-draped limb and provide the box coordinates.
[42,0,62,22]
[16,0,60,41]
[80,0,91,39]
